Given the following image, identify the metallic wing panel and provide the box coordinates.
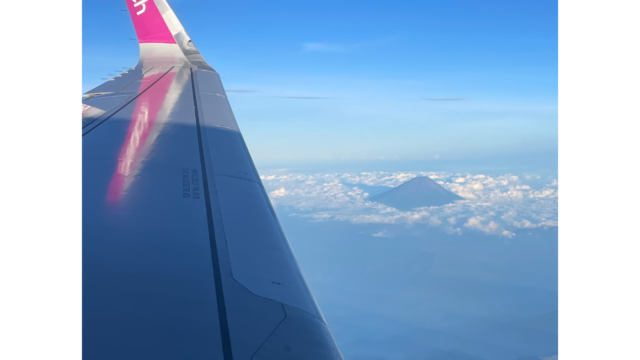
[83,65,225,359]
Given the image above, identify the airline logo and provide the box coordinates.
[132,0,147,16]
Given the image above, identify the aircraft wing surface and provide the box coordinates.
[82,1,343,359]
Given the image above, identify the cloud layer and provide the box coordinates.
[261,171,558,238]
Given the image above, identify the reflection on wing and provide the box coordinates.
[107,67,186,202]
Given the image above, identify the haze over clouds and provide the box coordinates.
[261,171,558,238]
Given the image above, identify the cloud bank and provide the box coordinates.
[260,171,558,238]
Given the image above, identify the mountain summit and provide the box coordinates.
[370,176,463,210]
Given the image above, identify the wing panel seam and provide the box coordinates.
[82,67,156,129]
[82,67,174,136]
[190,68,234,360]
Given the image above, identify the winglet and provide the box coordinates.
[126,0,176,44]
[126,0,213,70]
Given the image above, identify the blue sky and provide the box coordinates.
[83,0,557,169]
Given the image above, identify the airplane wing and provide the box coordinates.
[82,1,343,359]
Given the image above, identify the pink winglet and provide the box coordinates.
[126,0,176,44]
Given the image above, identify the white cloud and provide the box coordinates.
[269,187,288,198]
[529,188,558,198]
[502,230,516,238]
[463,216,514,237]
[372,230,393,238]
[513,219,538,229]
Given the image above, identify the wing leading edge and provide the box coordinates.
[82,1,343,359]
